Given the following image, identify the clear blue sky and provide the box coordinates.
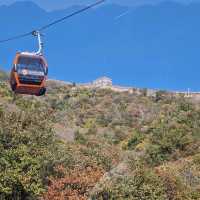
[0,0,198,10]
[0,0,200,91]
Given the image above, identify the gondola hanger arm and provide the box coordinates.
[32,31,44,56]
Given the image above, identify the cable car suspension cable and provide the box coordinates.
[39,0,105,31]
[0,0,105,44]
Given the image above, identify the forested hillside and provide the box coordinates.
[0,72,200,199]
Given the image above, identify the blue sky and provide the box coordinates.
[0,0,200,91]
[0,0,199,10]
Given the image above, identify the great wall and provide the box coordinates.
[80,77,200,99]
[2,75,200,100]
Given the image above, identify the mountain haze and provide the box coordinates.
[0,1,200,90]
[1,0,200,10]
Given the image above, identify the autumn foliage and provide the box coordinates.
[1,75,200,199]
[43,165,104,200]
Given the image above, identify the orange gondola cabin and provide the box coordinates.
[10,52,48,96]
[6,1,106,96]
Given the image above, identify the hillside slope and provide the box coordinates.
[0,75,200,199]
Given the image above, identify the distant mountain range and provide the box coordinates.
[1,1,200,91]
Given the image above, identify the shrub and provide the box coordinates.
[155,90,167,102]
[91,168,167,200]
[144,105,199,166]
[0,107,73,199]
[43,165,104,200]
[122,131,144,150]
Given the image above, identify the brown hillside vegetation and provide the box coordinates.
[0,73,200,199]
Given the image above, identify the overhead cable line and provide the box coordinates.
[39,0,105,31]
[0,0,105,44]
[0,31,33,43]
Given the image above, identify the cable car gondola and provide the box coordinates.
[10,31,48,96]
[0,0,106,96]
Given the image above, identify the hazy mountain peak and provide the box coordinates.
[4,0,46,13]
